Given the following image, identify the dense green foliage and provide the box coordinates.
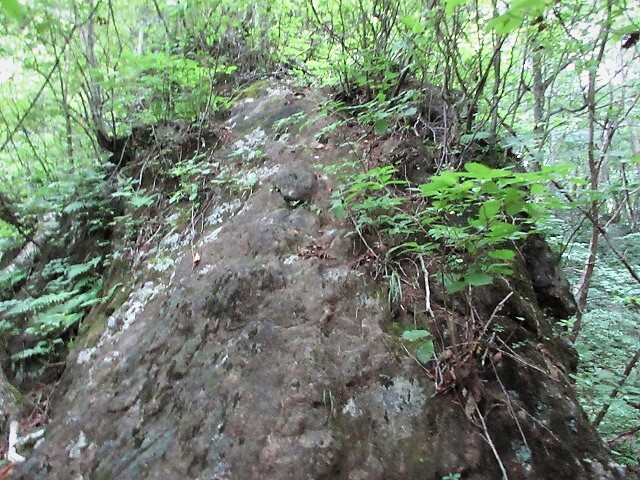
[1,0,638,470]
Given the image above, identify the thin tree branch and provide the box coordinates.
[592,348,640,427]
[0,2,102,155]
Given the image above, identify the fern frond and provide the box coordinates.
[0,268,27,289]
[28,291,75,312]
[66,256,102,282]
[11,340,57,361]
[63,201,89,214]
[0,299,19,314]
[4,297,36,317]
[66,262,93,281]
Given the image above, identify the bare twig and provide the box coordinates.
[480,291,514,339]
[419,255,434,318]
[604,424,640,446]
[0,1,102,154]
[476,405,509,480]
[592,347,640,428]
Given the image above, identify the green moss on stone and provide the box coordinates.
[235,80,271,100]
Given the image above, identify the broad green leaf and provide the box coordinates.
[482,181,500,194]
[489,222,519,238]
[464,272,494,287]
[467,163,512,179]
[444,0,470,15]
[374,118,388,135]
[486,263,513,275]
[530,184,547,195]
[1,0,22,20]
[459,180,475,190]
[445,281,468,294]
[401,107,418,117]
[416,341,435,363]
[419,172,460,196]
[511,0,547,9]
[402,329,431,341]
[464,162,494,178]
[487,12,523,34]
[488,249,516,260]
[479,199,501,223]
[330,199,346,219]
[505,198,526,216]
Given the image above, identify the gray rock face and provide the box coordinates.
[14,84,623,480]
[274,166,317,203]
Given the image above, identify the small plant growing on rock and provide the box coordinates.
[333,160,560,294]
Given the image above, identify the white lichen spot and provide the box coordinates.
[358,294,379,308]
[324,268,349,282]
[299,430,333,449]
[342,398,363,417]
[202,226,224,245]
[277,132,291,144]
[99,281,166,345]
[246,127,266,144]
[103,351,121,364]
[234,127,266,152]
[379,377,426,417]
[206,199,242,226]
[218,354,229,368]
[68,431,88,459]
[198,264,215,276]
[150,256,176,273]
[165,212,181,225]
[283,255,299,266]
[159,232,181,250]
[252,164,282,181]
[210,461,231,479]
[266,86,289,97]
[76,347,96,365]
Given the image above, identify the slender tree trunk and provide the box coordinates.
[571,2,612,341]
[79,0,107,137]
[60,55,74,163]
[489,2,502,136]
[531,46,545,134]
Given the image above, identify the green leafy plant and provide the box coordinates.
[402,329,435,363]
[441,473,462,480]
[415,162,559,292]
[333,161,560,293]
[0,256,112,360]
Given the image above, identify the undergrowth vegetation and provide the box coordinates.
[331,160,562,292]
[563,234,640,468]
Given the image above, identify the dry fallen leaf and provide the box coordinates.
[192,252,201,269]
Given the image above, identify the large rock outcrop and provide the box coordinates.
[14,84,624,479]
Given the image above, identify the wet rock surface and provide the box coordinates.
[14,84,624,479]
